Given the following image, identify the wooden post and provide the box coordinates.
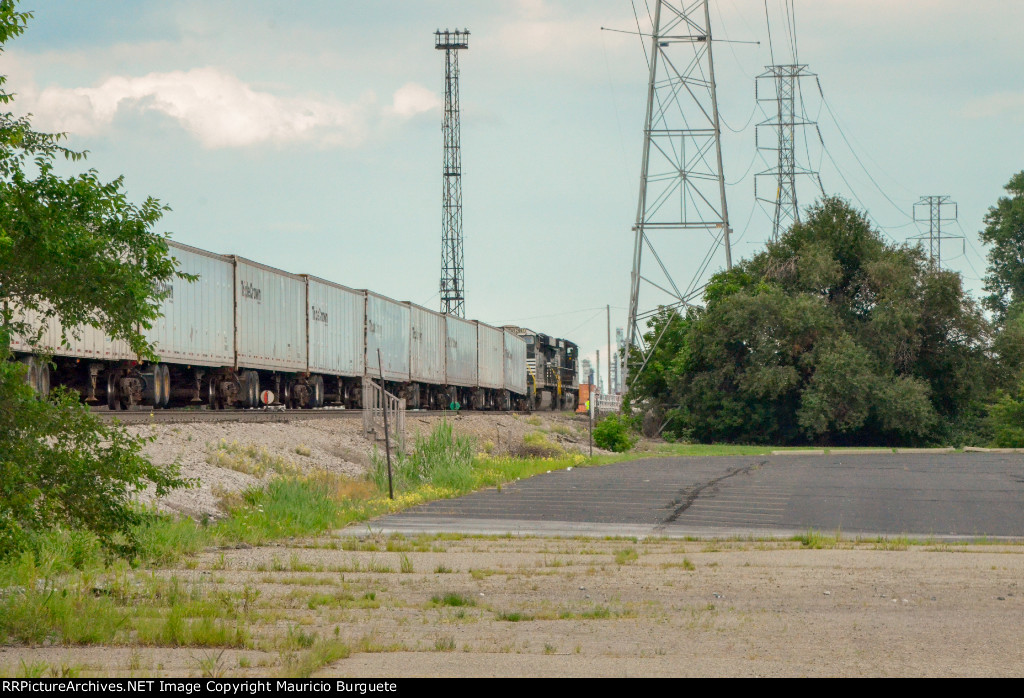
[378,348,394,500]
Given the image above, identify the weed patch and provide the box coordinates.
[431,593,475,608]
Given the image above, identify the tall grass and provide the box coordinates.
[216,477,341,544]
[0,424,637,649]
[371,420,474,492]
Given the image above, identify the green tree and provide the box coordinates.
[979,171,1024,445]
[980,171,1024,323]
[623,306,692,436]
[0,1,189,558]
[630,196,992,446]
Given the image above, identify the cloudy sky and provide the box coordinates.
[4,1,1022,388]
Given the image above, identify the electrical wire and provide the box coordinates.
[727,149,760,186]
[630,0,650,71]
[601,31,639,209]
[786,0,799,65]
[816,132,898,241]
[720,99,759,133]
[513,306,610,323]
[730,203,759,247]
[565,308,607,338]
[957,220,989,283]
[816,79,913,221]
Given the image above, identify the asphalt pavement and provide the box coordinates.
[368,452,1024,540]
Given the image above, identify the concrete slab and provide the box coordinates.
[367,452,1024,540]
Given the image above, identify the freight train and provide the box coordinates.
[10,240,579,412]
[502,327,579,412]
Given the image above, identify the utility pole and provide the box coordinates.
[615,328,625,393]
[436,28,469,317]
[625,0,732,388]
[755,64,822,242]
[606,304,611,397]
[910,196,960,269]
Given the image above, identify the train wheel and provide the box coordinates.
[244,371,259,408]
[151,366,165,409]
[313,375,324,408]
[19,356,39,394]
[206,377,220,410]
[107,371,121,410]
[159,365,171,408]
[36,360,50,399]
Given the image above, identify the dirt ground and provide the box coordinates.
[9,415,1018,677]
[2,535,1022,677]
[128,411,608,520]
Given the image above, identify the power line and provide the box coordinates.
[763,0,776,67]
[720,99,760,133]
[816,79,913,221]
[630,0,650,70]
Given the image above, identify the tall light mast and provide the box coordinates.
[436,28,469,317]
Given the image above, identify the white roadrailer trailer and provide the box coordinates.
[231,256,307,373]
[148,241,234,368]
[365,291,411,384]
[476,321,504,392]
[444,313,478,390]
[408,302,446,386]
[304,275,365,408]
[503,329,527,397]
[9,238,535,411]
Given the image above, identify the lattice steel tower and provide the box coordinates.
[626,0,732,380]
[436,28,469,317]
[754,64,821,242]
[910,195,960,269]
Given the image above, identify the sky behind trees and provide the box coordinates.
[4,1,1021,384]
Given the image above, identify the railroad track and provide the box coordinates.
[92,407,543,424]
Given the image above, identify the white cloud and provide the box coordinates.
[389,82,442,118]
[962,92,1024,121]
[20,67,439,148]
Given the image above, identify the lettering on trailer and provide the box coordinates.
[155,280,174,300]
[241,281,262,302]
[312,306,329,324]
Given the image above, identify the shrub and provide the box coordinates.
[507,430,563,459]
[593,414,637,452]
[988,389,1024,447]
[0,357,193,560]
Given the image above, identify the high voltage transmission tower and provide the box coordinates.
[910,195,960,269]
[436,28,469,318]
[754,64,822,242]
[625,0,732,384]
